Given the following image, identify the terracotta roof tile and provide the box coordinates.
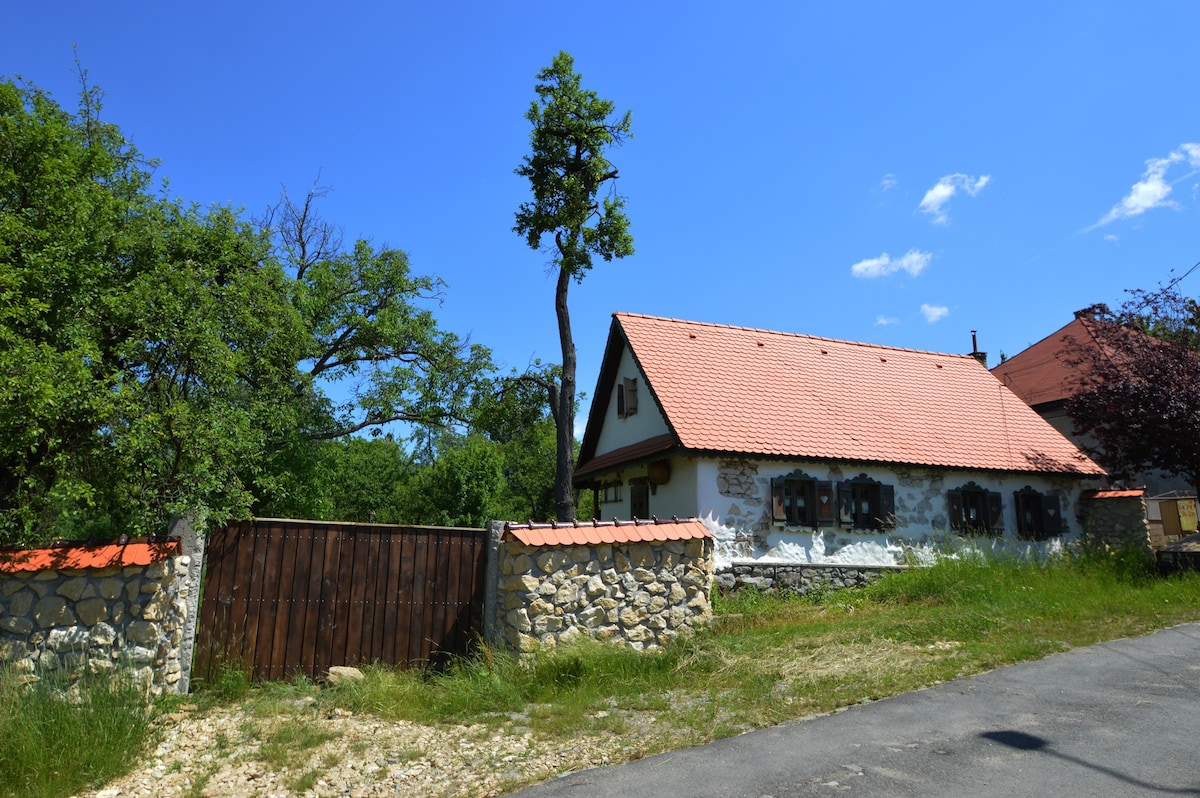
[991,317,1098,407]
[503,517,711,547]
[0,540,181,573]
[1080,489,1146,499]
[611,313,1104,476]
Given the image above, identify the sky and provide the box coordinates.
[5,2,1199,431]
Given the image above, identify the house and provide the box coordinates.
[573,313,1107,564]
[991,310,1192,498]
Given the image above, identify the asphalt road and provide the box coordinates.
[508,623,1200,797]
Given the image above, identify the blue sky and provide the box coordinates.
[5,2,1199,428]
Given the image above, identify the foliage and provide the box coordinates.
[513,52,633,521]
[0,74,498,544]
[1063,287,1200,492]
[0,669,156,798]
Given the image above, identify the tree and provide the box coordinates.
[513,51,633,521]
[262,187,494,443]
[0,75,302,542]
[0,73,497,545]
[1063,287,1200,493]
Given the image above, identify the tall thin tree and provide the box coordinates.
[514,51,633,521]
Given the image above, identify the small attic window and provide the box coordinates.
[616,377,639,418]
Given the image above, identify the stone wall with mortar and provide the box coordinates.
[0,555,190,695]
[715,562,903,595]
[1079,493,1152,552]
[494,537,714,654]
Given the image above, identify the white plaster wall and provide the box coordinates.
[593,345,670,457]
[592,457,699,522]
[697,457,1105,568]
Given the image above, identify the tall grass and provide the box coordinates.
[0,669,156,798]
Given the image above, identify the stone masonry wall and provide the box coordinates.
[496,538,714,654]
[0,556,190,696]
[715,562,902,595]
[1080,495,1152,552]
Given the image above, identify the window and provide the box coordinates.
[771,470,834,527]
[947,482,1004,536]
[630,480,650,519]
[837,474,895,530]
[1013,487,1063,541]
[600,483,622,504]
[616,377,639,418]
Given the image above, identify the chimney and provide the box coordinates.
[970,330,987,367]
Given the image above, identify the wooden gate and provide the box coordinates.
[195,519,489,681]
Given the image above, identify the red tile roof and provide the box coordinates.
[990,317,1100,407]
[503,517,711,547]
[0,540,182,573]
[584,313,1104,476]
[1080,489,1145,499]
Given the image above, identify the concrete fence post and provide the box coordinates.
[483,521,504,647]
[169,513,206,694]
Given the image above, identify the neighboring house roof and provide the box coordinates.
[990,316,1101,408]
[0,540,181,573]
[503,517,711,547]
[577,313,1105,479]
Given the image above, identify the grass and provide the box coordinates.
[0,669,156,798]
[7,546,1200,798]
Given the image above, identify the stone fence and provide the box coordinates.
[1078,489,1151,551]
[715,562,903,595]
[0,540,189,696]
[487,518,714,655]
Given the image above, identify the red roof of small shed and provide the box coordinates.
[503,517,711,547]
[0,540,181,573]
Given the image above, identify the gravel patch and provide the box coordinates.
[71,702,662,798]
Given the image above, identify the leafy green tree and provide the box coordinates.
[514,51,633,521]
[0,74,498,544]
[265,187,494,442]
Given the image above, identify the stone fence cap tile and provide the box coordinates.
[503,517,711,547]
[0,540,182,573]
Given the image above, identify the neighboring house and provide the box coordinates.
[574,313,1106,564]
[991,311,1191,498]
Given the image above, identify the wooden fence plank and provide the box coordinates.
[198,520,488,681]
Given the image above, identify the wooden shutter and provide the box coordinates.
[880,484,896,529]
[817,481,835,526]
[988,492,1005,533]
[624,378,638,415]
[947,490,964,531]
[616,383,626,417]
[1041,494,1063,536]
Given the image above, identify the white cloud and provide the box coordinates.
[850,248,932,279]
[921,304,949,323]
[918,173,991,225]
[1104,233,1119,243]
[875,315,900,326]
[1090,143,1200,229]
[880,174,898,191]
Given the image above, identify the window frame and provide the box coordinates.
[771,470,833,527]
[836,474,895,530]
[947,481,1004,536]
[1014,486,1063,541]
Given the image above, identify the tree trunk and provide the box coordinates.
[554,265,576,521]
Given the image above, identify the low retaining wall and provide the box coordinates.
[0,541,189,695]
[715,562,904,595]
[493,519,714,654]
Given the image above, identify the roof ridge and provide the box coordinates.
[613,311,976,360]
